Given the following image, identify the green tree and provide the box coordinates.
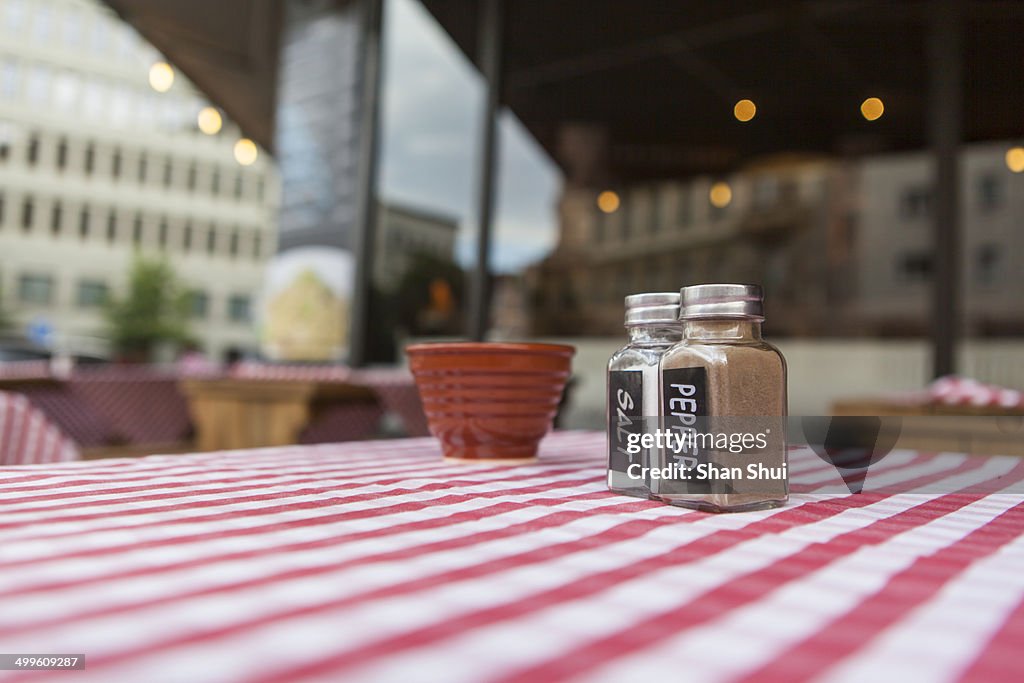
[0,290,10,335]
[103,255,193,361]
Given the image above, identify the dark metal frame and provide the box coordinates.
[349,0,964,375]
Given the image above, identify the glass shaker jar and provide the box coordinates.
[654,284,788,512]
[607,292,683,498]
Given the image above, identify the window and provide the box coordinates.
[256,175,265,201]
[975,244,1000,285]
[206,226,217,254]
[32,4,52,41]
[50,201,62,235]
[106,210,117,242]
[132,213,143,244]
[21,196,33,230]
[82,77,105,119]
[229,230,239,257]
[0,58,18,100]
[252,234,262,259]
[158,218,168,248]
[900,186,932,220]
[76,280,107,308]
[190,291,209,319]
[977,173,1003,213]
[18,274,53,305]
[138,154,147,183]
[628,192,648,235]
[111,148,121,178]
[211,169,220,196]
[79,206,90,238]
[593,212,605,243]
[650,188,664,233]
[26,64,51,104]
[183,221,193,251]
[62,8,82,46]
[234,173,243,199]
[676,186,692,229]
[56,137,67,169]
[4,0,26,32]
[53,71,79,111]
[90,15,108,53]
[163,159,172,187]
[228,295,251,323]
[84,143,94,174]
[896,251,933,282]
[0,193,4,225]
[26,134,38,165]
[753,177,779,208]
[187,163,197,191]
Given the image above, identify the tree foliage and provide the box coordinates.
[103,256,193,360]
[0,291,10,335]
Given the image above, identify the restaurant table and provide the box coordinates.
[1,431,1022,682]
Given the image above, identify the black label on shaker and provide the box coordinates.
[608,370,644,475]
[662,366,712,493]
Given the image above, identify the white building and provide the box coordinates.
[0,0,278,359]
[854,141,1024,335]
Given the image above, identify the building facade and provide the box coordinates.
[854,142,1024,336]
[0,0,279,359]
[528,157,846,336]
[528,144,1024,338]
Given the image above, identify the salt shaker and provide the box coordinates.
[607,293,683,498]
[655,284,788,512]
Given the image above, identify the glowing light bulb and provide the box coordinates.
[709,182,732,208]
[234,138,258,166]
[861,97,884,121]
[597,190,620,213]
[197,107,223,135]
[733,99,756,122]
[148,62,174,93]
[1005,147,1024,173]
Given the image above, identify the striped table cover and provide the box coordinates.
[0,391,80,465]
[1,431,1022,682]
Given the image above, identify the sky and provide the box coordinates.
[378,0,562,273]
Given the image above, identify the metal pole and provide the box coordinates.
[927,0,962,378]
[349,0,385,367]
[467,0,505,341]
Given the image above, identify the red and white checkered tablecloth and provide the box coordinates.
[1,431,1022,682]
[0,390,80,465]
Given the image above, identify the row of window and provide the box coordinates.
[899,173,1005,219]
[0,192,267,260]
[0,55,212,135]
[14,272,252,323]
[895,245,1002,285]
[593,189,731,244]
[3,0,146,62]
[0,133,265,202]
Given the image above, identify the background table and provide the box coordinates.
[1,431,1022,682]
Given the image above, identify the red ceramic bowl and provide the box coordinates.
[406,342,575,461]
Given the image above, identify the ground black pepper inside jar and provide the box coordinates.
[654,284,788,512]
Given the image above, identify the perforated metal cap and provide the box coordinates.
[624,292,681,326]
[679,283,764,321]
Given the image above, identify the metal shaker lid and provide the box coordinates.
[678,283,764,321]
[624,292,681,325]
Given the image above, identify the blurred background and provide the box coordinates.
[0,0,1022,451]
